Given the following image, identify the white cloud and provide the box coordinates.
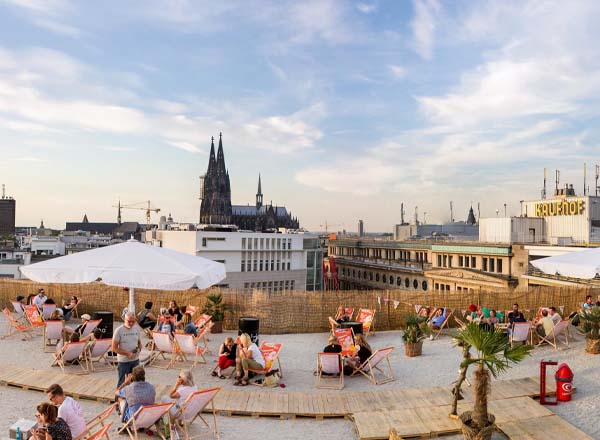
[167,140,201,154]
[356,2,377,14]
[388,65,407,79]
[32,18,81,36]
[410,0,441,60]
[1,0,68,14]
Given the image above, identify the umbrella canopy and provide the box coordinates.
[531,247,600,279]
[19,240,226,312]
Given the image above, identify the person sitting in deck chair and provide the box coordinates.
[535,309,555,339]
[428,308,447,339]
[60,296,79,321]
[344,334,371,375]
[323,335,342,354]
[549,307,562,325]
[30,403,72,440]
[138,302,158,330]
[234,333,265,386]
[115,366,156,423]
[161,369,198,416]
[328,307,351,332]
[583,295,594,310]
[46,384,86,439]
[157,311,176,337]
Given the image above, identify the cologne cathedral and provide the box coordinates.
[199,134,300,231]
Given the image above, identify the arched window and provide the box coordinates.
[376,273,380,282]
[382,274,387,283]
[397,277,401,286]
[389,276,394,285]
[413,279,418,289]
[352,269,356,278]
[369,272,373,281]
[422,281,428,291]
[405,278,410,288]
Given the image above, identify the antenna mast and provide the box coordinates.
[414,206,419,226]
[541,168,547,199]
[477,202,480,224]
[400,202,405,224]
[596,165,599,197]
[584,162,587,196]
[555,169,560,195]
[449,201,454,223]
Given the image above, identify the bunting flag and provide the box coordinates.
[394,300,400,309]
[415,304,422,313]
[559,305,565,314]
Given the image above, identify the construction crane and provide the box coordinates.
[319,221,343,233]
[113,200,160,225]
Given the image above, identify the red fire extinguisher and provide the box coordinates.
[555,363,574,402]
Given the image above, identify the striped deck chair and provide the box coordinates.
[247,342,283,386]
[85,422,112,440]
[334,328,355,357]
[356,308,376,336]
[537,319,570,350]
[81,319,102,338]
[117,402,174,440]
[11,301,26,321]
[87,338,115,372]
[315,352,344,390]
[43,320,65,352]
[150,331,183,369]
[174,332,207,368]
[52,341,88,373]
[172,388,220,440]
[350,346,395,385]
[510,322,531,347]
[23,305,44,333]
[42,303,57,320]
[1,308,33,340]
[74,403,117,440]
[431,309,453,340]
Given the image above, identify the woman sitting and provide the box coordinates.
[30,402,72,440]
[167,300,182,322]
[234,333,265,386]
[115,366,155,422]
[212,337,237,379]
[328,307,352,332]
[480,310,499,331]
[181,313,198,337]
[161,370,198,417]
[60,296,79,321]
[344,333,371,375]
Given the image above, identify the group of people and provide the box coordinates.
[15,289,81,321]
[137,300,199,337]
[321,332,372,375]
[30,384,86,440]
[211,333,265,386]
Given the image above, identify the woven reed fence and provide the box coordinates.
[0,279,592,334]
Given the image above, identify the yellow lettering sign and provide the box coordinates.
[534,199,585,217]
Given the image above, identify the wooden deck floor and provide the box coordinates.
[497,415,593,440]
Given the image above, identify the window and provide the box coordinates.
[405,278,409,288]
[413,279,418,289]
[353,269,356,278]
[242,238,246,249]
[465,256,470,268]
[369,272,373,281]
[389,275,394,285]
[358,271,361,279]
[437,255,442,266]
[382,274,387,283]
[497,258,503,273]
[422,281,428,291]
[489,258,495,272]
[288,239,292,250]
[260,238,264,249]
[271,260,274,271]
[448,256,453,268]
[241,260,245,272]
[471,256,476,268]
[458,256,463,267]
[397,277,401,286]
[363,271,367,279]
[287,262,291,270]
[248,239,252,250]
[202,238,207,247]
[483,258,488,271]
[376,273,380,282]
[253,260,257,271]
[443,255,447,267]
[259,260,263,271]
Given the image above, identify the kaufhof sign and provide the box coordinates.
[534,199,585,217]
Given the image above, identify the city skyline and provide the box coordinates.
[1,1,600,231]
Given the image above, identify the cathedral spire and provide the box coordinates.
[216,132,226,174]
[208,136,216,172]
[117,200,122,225]
[256,173,263,209]
[466,204,476,225]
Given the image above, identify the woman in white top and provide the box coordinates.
[161,370,198,416]
[234,333,265,386]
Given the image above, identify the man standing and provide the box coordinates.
[112,312,142,387]
[33,288,47,311]
[47,383,86,439]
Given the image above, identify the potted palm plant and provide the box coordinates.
[453,323,532,440]
[401,313,429,357]
[579,306,600,354]
[202,292,228,334]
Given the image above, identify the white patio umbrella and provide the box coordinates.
[19,239,226,313]
[531,247,600,279]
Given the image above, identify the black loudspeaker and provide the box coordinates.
[238,317,260,345]
[93,311,114,339]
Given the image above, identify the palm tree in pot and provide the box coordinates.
[579,306,600,354]
[202,292,228,333]
[453,323,532,440]
[401,313,429,357]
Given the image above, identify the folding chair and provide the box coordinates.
[336,307,354,321]
[174,332,207,368]
[172,388,220,440]
[42,303,57,320]
[333,328,355,357]
[510,322,531,347]
[247,342,283,386]
[117,403,174,440]
[85,422,112,440]
[537,320,570,350]
[52,341,88,373]
[356,308,376,335]
[185,305,198,317]
[1,308,33,340]
[315,352,344,390]
[453,315,467,329]
[81,319,102,338]
[23,305,44,334]
[150,331,183,369]
[71,298,82,319]
[11,301,26,321]
[194,314,212,329]
[74,403,117,440]
[350,346,395,385]
[431,309,453,340]
[43,320,65,352]
[87,338,115,372]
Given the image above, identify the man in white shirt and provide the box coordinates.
[33,288,48,310]
[47,383,86,438]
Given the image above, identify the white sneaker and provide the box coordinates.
[429,335,434,341]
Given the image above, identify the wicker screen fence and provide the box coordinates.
[0,279,593,334]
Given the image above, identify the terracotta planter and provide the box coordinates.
[210,321,223,334]
[585,338,600,354]
[404,340,423,357]
[459,412,495,440]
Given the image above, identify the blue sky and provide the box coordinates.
[1,0,599,232]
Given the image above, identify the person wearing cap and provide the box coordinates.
[14,295,25,314]
[33,288,48,311]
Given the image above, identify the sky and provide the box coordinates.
[1,0,599,233]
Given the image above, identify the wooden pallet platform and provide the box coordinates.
[498,415,594,440]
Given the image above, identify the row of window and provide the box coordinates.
[243,280,296,291]
[436,254,504,274]
[330,247,428,263]
[201,237,226,247]
[241,260,291,272]
[340,267,428,291]
[242,237,292,250]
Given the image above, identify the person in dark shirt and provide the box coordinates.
[31,402,72,440]
[167,300,182,322]
[323,335,342,353]
[508,303,526,324]
[344,334,372,375]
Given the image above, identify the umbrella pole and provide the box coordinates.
[128,287,135,315]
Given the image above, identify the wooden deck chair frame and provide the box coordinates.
[74,403,117,440]
[431,309,453,340]
[453,315,467,329]
[510,322,531,347]
[70,298,82,319]
[194,314,212,329]
[149,331,183,369]
[52,341,88,374]
[537,319,570,350]
[23,305,44,334]
[118,402,174,440]
[81,319,102,338]
[42,303,57,320]
[1,308,33,340]
[356,308,376,336]
[172,388,220,440]
[350,346,395,385]
[43,320,65,352]
[85,422,112,440]
[174,333,207,368]
[87,338,115,372]
[315,352,343,390]
[247,342,283,386]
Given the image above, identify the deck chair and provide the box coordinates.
[194,314,212,331]
[431,309,453,340]
[52,341,88,373]
[70,298,82,320]
[85,422,112,440]
[81,319,102,338]
[150,331,183,369]
[336,307,354,321]
[510,322,531,347]
[172,388,220,440]
[247,342,283,385]
[537,320,570,350]
[356,308,376,335]
[185,305,198,317]
[174,332,207,368]
[117,402,174,440]
[43,320,65,352]
[1,308,33,340]
[11,301,26,321]
[42,303,57,320]
[87,338,115,372]
[350,346,395,385]
[315,352,344,390]
[453,315,467,329]
[333,328,355,357]
[74,403,117,440]
[23,305,44,333]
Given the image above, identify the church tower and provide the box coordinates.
[256,174,263,209]
[199,133,232,224]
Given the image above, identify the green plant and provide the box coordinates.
[401,313,429,344]
[202,292,228,322]
[579,306,600,353]
[453,323,532,439]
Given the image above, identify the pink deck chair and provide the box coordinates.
[315,352,344,390]
[247,342,283,385]
[537,319,570,350]
[174,332,207,368]
[431,309,453,340]
[43,320,65,352]
[74,403,117,440]
[173,387,220,440]
[81,319,102,338]
[52,341,88,373]
[42,303,57,320]
[87,338,115,372]
[356,308,376,335]
[333,328,355,357]
[118,402,174,440]
[150,331,183,369]
[23,305,44,333]
[194,314,212,329]
[510,322,531,347]
[336,307,354,321]
[1,308,33,340]
[350,346,395,385]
